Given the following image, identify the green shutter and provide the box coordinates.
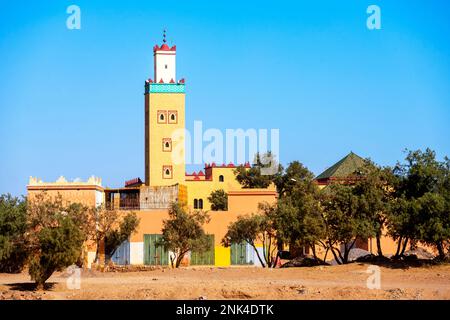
[144,234,168,265]
[190,235,215,265]
[231,242,248,265]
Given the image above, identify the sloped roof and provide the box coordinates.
[315,152,365,180]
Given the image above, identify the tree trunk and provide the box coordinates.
[343,239,357,264]
[376,233,383,257]
[400,237,409,256]
[394,236,403,258]
[323,247,330,263]
[330,246,342,265]
[311,243,318,261]
[250,242,266,268]
[176,254,183,268]
[436,241,445,260]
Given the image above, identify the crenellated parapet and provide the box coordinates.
[28,175,103,187]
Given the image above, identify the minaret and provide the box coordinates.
[153,30,176,83]
[145,31,186,187]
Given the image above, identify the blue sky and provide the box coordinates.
[0,0,449,196]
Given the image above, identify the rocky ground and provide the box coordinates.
[0,263,449,300]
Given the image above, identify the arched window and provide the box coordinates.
[162,165,172,179]
[157,111,167,124]
[194,199,198,209]
[168,110,178,124]
[162,138,172,152]
[198,199,203,209]
[219,175,224,182]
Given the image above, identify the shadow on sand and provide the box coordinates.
[6,282,56,291]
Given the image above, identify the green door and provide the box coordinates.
[231,242,248,265]
[190,235,215,265]
[144,234,168,265]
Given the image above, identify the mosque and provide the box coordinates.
[27,35,399,267]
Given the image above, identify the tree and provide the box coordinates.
[105,212,140,260]
[0,194,28,273]
[27,193,85,289]
[388,149,450,259]
[352,160,396,256]
[272,161,326,259]
[416,192,449,259]
[159,203,210,268]
[273,161,315,198]
[93,206,139,264]
[208,189,228,211]
[321,183,375,264]
[64,202,96,267]
[222,202,279,268]
[234,152,282,188]
[275,196,326,261]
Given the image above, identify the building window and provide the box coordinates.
[194,199,198,209]
[219,175,224,182]
[162,165,173,179]
[157,110,167,124]
[168,110,178,124]
[162,138,172,152]
[198,199,203,209]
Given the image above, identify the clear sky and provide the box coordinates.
[0,0,449,196]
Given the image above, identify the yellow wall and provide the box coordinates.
[146,92,185,187]
[126,190,277,266]
[27,187,100,208]
[184,167,276,211]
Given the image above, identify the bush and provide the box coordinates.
[208,189,228,211]
[0,194,28,273]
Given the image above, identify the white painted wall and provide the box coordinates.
[154,51,176,83]
[252,247,265,267]
[95,190,104,208]
[130,242,144,265]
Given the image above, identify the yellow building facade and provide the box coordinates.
[27,38,277,268]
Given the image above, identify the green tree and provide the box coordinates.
[416,192,449,259]
[0,194,28,273]
[273,161,315,198]
[92,206,139,264]
[222,202,279,268]
[321,183,374,264]
[105,212,140,261]
[27,193,85,289]
[64,202,96,267]
[352,160,397,257]
[234,152,282,188]
[159,203,210,268]
[272,161,326,260]
[388,149,450,259]
[208,189,228,211]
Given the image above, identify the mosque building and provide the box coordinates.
[27,34,403,267]
[27,34,277,267]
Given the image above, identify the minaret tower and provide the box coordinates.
[145,31,186,187]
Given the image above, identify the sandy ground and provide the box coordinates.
[0,263,449,300]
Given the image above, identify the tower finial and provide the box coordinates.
[163,29,167,43]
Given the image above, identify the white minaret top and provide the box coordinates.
[153,30,176,83]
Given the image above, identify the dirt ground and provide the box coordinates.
[0,263,449,300]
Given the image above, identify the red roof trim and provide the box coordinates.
[153,44,176,52]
